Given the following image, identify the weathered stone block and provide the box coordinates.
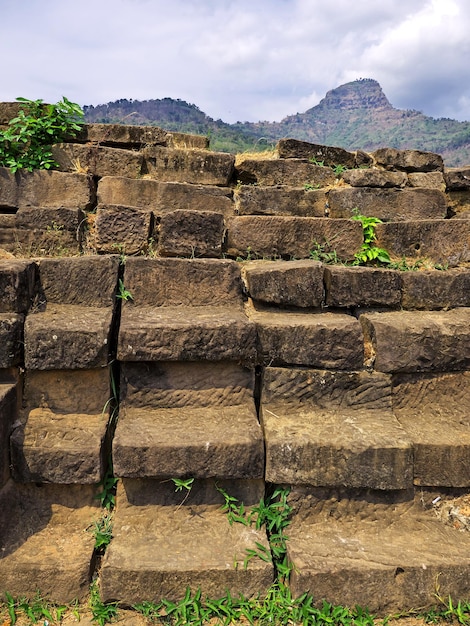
[277,139,356,168]
[235,186,326,217]
[0,260,37,313]
[408,171,446,190]
[24,306,113,370]
[51,143,144,178]
[324,266,402,308]
[0,102,23,124]
[247,304,364,368]
[75,123,170,147]
[226,216,363,260]
[121,257,245,307]
[445,167,470,190]
[235,158,336,187]
[11,408,108,483]
[0,313,23,368]
[15,170,94,209]
[393,372,470,486]
[168,132,210,150]
[0,383,17,487]
[241,259,324,308]
[375,220,470,267]
[401,268,470,310]
[157,210,225,258]
[328,187,447,221]
[0,482,98,603]
[361,308,470,373]
[100,479,272,605]
[341,169,407,188]
[37,256,119,307]
[0,167,17,209]
[373,147,444,172]
[94,205,152,255]
[447,190,470,219]
[143,146,234,185]
[113,404,263,479]
[15,206,84,232]
[287,491,470,614]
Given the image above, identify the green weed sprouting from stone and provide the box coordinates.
[88,511,114,553]
[95,463,118,511]
[116,279,133,302]
[0,96,84,172]
[172,477,195,493]
[3,591,67,625]
[351,209,391,265]
[89,579,118,626]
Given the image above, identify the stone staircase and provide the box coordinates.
[2,112,470,614]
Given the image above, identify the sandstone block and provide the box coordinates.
[143,146,235,185]
[24,306,113,370]
[277,139,356,168]
[393,372,470,486]
[51,143,144,178]
[447,190,470,219]
[324,266,402,308]
[15,170,94,209]
[226,216,363,260]
[0,167,17,209]
[247,304,363,368]
[445,167,470,190]
[0,313,23,367]
[75,123,170,147]
[0,260,37,313]
[97,176,233,215]
[361,308,470,373]
[241,259,324,308]
[408,171,446,190]
[11,408,108,483]
[15,206,84,232]
[235,186,326,217]
[121,257,245,307]
[328,187,447,221]
[100,479,272,605]
[168,131,210,150]
[0,481,98,603]
[157,210,225,258]
[235,158,336,187]
[94,205,152,255]
[375,220,470,267]
[0,102,23,124]
[120,361,254,409]
[0,383,17,487]
[373,147,444,172]
[287,490,470,614]
[113,404,263,479]
[401,268,470,310]
[341,169,407,188]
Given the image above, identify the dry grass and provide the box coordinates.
[235,148,278,166]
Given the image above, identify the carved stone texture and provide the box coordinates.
[445,167,470,190]
[324,266,402,308]
[401,268,470,310]
[407,171,446,190]
[0,167,17,209]
[0,482,98,603]
[277,138,356,168]
[157,210,225,258]
[143,146,235,186]
[94,205,152,255]
[15,170,94,209]
[361,308,470,373]
[247,303,364,368]
[0,260,37,313]
[100,479,272,605]
[393,371,470,486]
[225,216,363,260]
[235,186,326,217]
[97,177,233,215]
[241,259,324,308]
[51,143,143,178]
[373,147,444,172]
[74,123,170,147]
[0,314,23,368]
[328,187,447,221]
[0,383,16,488]
[287,489,470,614]
[341,169,407,188]
[375,220,470,267]
[235,158,336,187]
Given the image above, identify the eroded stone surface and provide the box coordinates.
[235,158,336,187]
[0,260,36,313]
[157,210,225,258]
[0,383,16,487]
[401,269,470,310]
[94,205,152,255]
[277,139,356,167]
[324,266,402,308]
[0,313,24,368]
[373,148,444,172]
[143,146,234,185]
[15,170,94,209]
[341,169,407,188]
[235,186,326,217]
[52,144,143,178]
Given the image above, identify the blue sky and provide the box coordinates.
[2,0,469,123]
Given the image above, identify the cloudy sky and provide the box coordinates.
[2,0,470,123]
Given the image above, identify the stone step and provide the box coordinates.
[0,382,17,489]
[11,368,112,483]
[261,367,412,489]
[0,480,98,603]
[0,312,24,368]
[286,488,470,615]
[0,259,37,313]
[100,478,273,605]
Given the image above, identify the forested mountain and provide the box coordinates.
[83,79,470,166]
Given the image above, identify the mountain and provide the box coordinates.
[83,79,470,166]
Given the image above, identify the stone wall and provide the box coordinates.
[2,112,470,613]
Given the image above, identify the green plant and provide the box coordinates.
[304,182,321,191]
[88,511,114,552]
[0,97,84,172]
[309,157,325,166]
[309,242,343,264]
[3,591,67,625]
[95,463,118,511]
[89,580,118,626]
[116,279,133,302]
[351,210,391,265]
[333,163,349,175]
[172,477,195,492]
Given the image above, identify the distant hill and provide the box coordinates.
[83,79,470,166]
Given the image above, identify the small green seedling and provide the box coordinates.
[116,279,133,302]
